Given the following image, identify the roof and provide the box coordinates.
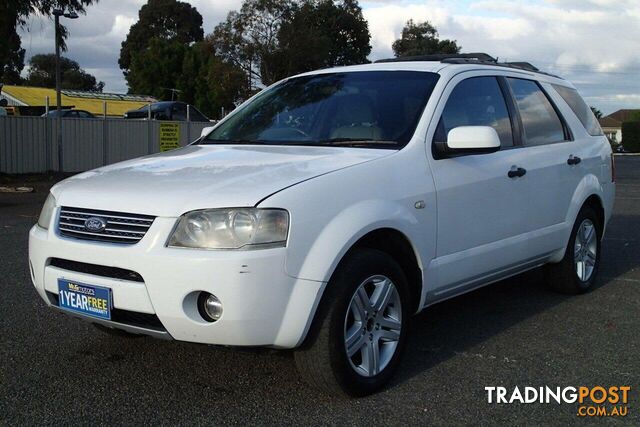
[296,60,568,88]
[605,109,640,123]
[598,116,621,128]
[0,85,156,116]
[598,109,640,128]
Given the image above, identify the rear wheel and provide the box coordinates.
[546,206,602,294]
[294,248,410,397]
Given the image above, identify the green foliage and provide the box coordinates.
[392,19,460,57]
[622,121,640,153]
[1,0,96,83]
[126,38,188,99]
[178,42,249,119]
[0,4,25,84]
[119,0,203,77]
[628,110,640,122]
[274,0,371,82]
[25,54,104,91]
[211,0,294,87]
[210,0,371,86]
[590,106,603,119]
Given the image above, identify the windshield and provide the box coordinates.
[203,71,439,148]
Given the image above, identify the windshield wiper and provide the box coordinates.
[314,138,400,147]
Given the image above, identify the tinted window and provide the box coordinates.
[552,84,603,136]
[189,107,209,122]
[435,77,513,147]
[172,104,187,121]
[507,78,565,145]
[206,71,440,147]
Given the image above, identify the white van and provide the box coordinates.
[29,53,615,396]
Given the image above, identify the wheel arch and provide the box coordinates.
[342,228,424,314]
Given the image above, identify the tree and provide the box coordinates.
[0,4,25,84]
[210,0,371,86]
[590,106,603,119]
[25,54,104,91]
[392,19,460,57]
[273,0,370,81]
[126,38,188,99]
[119,0,203,79]
[211,0,294,88]
[178,42,249,119]
[1,1,97,84]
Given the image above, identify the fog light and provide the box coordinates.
[198,292,223,322]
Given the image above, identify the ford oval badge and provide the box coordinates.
[84,217,107,232]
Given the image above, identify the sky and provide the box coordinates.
[17,0,640,115]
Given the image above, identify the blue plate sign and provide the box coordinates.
[58,279,111,320]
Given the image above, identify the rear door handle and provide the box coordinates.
[567,155,582,165]
[508,166,527,178]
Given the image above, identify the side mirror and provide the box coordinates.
[435,126,501,156]
[200,126,215,138]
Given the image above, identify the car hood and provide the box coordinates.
[52,144,393,217]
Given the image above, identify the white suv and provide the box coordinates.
[29,54,615,397]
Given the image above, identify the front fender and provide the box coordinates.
[291,199,423,283]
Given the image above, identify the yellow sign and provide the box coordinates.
[159,122,180,152]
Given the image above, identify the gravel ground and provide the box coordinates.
[1,157,638,425]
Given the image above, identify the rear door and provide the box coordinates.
[427,72,531,297]
[504,77,584,255]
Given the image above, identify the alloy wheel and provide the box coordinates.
[574,218,597,281]
[344,275,402,377]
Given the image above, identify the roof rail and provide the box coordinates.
[376,52,496,64]
[374,53,562,79]
[503,62,539,72]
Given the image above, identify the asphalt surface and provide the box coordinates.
[1,157,638,426]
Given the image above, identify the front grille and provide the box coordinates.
[47,291,165,331]
[50,258,144,282]
[58,206,155,244]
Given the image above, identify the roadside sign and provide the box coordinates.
[159,122,180,152]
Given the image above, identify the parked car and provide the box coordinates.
[124,101,209,122]
[29,53,615,397]
[41,109,96,118]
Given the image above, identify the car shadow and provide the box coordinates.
[391,211,640,387]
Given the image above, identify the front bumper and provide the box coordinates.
[28,215,325,348]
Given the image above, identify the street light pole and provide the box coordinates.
[54,11,62,172]
[52,9,78,173]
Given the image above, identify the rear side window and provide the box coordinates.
[507,78,566,146]
[435,76,513,147]
[552,84,603,136]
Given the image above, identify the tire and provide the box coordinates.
[294,248,410,397]
[546,205,602,294]
[93,323,144,338]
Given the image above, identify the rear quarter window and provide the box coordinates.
[507,78,567,146]
[552,84,604,136]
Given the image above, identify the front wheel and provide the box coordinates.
[294,248,410,397]
[546,206,602,294]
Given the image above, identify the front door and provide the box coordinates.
[426,73,531,298]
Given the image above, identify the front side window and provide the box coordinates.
[204,71,440,148]
[507,78,566,145]
[552,84,603,136]
[434,76,513,147]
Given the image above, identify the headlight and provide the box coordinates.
[37,193,57,230]
[168,208,289,250]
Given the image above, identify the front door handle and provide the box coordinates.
[508,166,527,178]
[567,155,582,165]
